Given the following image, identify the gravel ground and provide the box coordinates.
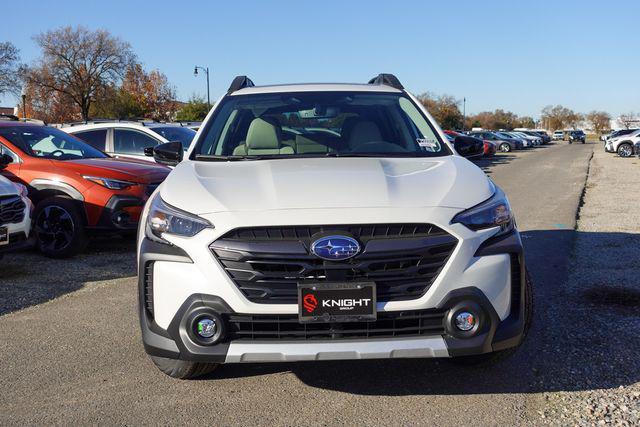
[0,237,136,315]
[538,146,640,425]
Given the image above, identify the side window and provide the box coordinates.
[113,129,159,155]
[0,144,20,162]
[73,129,107,151]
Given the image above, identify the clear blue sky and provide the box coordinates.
[2,0,638,118]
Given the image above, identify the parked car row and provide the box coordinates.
[0,115,171,258]
[603,128,640,157]
[456,129,550,153]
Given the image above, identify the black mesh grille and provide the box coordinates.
[0,195,26,224]
[143,262,154,317]
[223,223,447,241]
[211,224,458,304]
[226,309,446,340]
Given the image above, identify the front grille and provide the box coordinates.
[0,195,26,224]
[226,309,446,340]
[211,224,458,304]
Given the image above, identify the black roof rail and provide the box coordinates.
[0,113,20,121]
[227,76,255,94]
[367,73,404,90]
[60,118,158,127]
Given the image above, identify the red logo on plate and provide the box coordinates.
[303,294,318,313]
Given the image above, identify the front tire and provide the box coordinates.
[34,196,88,258]
[617,143,633,157]
[499,143,511,152]
[149,355,219,379]
[449,269,533,366]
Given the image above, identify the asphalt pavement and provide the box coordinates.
[0,142,596,426]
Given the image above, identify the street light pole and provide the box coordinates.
[462,97,466,131]
[194,66,210,108]
[21,87,26,121]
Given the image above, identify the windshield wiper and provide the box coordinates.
[194,154,264,161]
[324,152,427,158]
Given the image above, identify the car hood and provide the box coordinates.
[0,175,18,196]
[63,157,170,183]
[160,157,493,215]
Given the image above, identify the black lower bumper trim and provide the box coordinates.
[0,232,34,254]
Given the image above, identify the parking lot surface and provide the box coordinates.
[1,142,615,425]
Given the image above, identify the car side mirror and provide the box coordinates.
[144,146,154,157]
[0,153,13,168]
[454,136,484,158]
[153,141,183,166]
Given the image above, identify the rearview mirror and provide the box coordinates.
[0,153,13,168]
[153,141,183,166]
[454,136,484,159]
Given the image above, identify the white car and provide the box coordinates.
[62,121,196,164]
[0,174,33,258]
[605,129,640,157]
[552,131,564,140]
[137,74,532,379]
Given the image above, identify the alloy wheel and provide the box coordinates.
[618,144,633,157]
[35,205,75,252]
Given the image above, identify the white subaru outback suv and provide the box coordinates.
[138,74,532,379]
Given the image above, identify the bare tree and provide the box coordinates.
[618,112,638,129]
[0,41,24,97]
[26,26,135,120]
[541,105,581,130]
[586,111,611,134]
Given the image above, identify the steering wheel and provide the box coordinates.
[50,150,65,158]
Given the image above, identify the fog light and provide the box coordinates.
[196,317,217,338]
[455,311,476,331]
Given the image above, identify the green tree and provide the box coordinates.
[176,96,210,121]
[416,92,463,129]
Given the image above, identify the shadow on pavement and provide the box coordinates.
[212,229,640,395]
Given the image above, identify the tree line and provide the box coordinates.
[0,26,208,123]
[417,92,621,133]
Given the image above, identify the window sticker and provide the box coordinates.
[417,138,438,151]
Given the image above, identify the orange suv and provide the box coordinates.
[0,118,170,257]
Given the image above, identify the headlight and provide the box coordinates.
[83,175,136,190]
[452,184,515,236]
[145,193,212,242]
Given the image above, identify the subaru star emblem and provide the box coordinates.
[311,235,361,261]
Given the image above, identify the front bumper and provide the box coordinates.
[0,196,33,254]
[138,215,527,363]
[89,195,145,231]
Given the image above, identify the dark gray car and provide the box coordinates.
[468,131,523,152]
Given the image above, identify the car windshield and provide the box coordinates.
[151,126,197,149]
[192,91,451,160]
[0,126,108,160]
